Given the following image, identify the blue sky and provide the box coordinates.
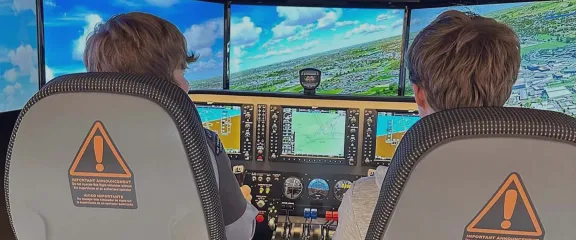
[409,2,530,33]
[229,6,405,73]
[0,0,38,113]
[43,0,224,84]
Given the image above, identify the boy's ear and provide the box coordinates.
[413,84,427,108]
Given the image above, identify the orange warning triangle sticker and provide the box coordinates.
[465,172,543,238]
[69,121,132,178]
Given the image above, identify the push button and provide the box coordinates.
[256,214,264,223]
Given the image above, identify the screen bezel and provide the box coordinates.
[279,106,349,159]
[373,109,419,161]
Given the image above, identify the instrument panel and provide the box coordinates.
[190,91,418,239]
[191,92,418,166]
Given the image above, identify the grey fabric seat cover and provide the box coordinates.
[364,107,576,240]
[4,73,226,240]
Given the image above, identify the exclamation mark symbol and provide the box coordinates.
[94,136,104,172]
[501,189,518,229]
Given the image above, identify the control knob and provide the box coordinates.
[257,200,266,208]
[272,113,278,120]
[245,113,251,119]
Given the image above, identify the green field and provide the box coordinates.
[290,111,346,157]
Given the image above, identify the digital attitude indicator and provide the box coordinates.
[299,68,321,95]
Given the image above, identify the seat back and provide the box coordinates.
[0,110,19,240]
[365,107,576,240]
[5,73,226,240]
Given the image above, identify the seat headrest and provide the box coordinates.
[5,72,226,240]
[366,107,576,240]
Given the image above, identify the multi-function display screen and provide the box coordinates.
[281,108,347,158]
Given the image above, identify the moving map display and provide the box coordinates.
[43,0,224,90]
[229,6,405,95]
[197,104,242,154]
[281,108,347,158]
[407,1,576,117]
[375,112,420,160]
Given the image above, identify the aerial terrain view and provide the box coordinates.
[408,1,576,116]
[227,6,405,95]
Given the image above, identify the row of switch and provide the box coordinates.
[303,208,318,220]
[325,211,339,221]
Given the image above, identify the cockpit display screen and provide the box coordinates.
[375,112,420,161]
[281,108,347,158]
[197,104,242,154]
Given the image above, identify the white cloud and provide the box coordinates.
[316,11,339,29]
[272,22,298,39]
[231,47,246,72]
[8,44,36,77]
[391,9,401,14]
[3,82,22,97]
[216,50,223,59]
[277,7,326,26]
[376,14,392,21]
[44,0,56,7]
[189,59,219,72]
[249,40,320,60]
[12,0,35,14]
[3,85,15,96]
[345,24,388,39]
[412,18,422,25]
[195,48,213,59]
[334,20,359,27]
[287,25,313,41]
[72,14,103,61]
[183,18,223,59]
[144,0,178,7]
[45,65,54,81]
[391,19,403,29]
[3,68,18,82]
[4,44,39,84]
[262,39,281,49]
[230,17,262,47]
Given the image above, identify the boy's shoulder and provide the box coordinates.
[203,128,224,156]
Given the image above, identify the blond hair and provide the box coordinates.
[407,10,521,110]
[83,12,197,83]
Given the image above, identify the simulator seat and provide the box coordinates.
[4,73,226,240]
[364,107,576,240]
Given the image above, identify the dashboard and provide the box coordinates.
[190,91,419,239]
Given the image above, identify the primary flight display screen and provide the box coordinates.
[269,106,360,165]
[281,108,347,158]
[375,112,420,160]
[361,109,419,166]
[197,104,243,154]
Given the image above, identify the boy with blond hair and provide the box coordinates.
[83,12,257,239]
[334,10,521,239]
